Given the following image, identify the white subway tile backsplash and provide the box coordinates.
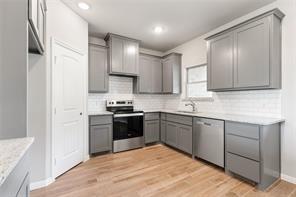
[88,76,281,118]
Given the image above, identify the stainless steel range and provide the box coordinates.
[106,100,144,153]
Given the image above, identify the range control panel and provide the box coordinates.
[106,100,133,107]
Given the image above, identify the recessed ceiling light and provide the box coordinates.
[154,26,163,34]
[78,2,90,10]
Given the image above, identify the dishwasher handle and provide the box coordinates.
[195,120,212,126]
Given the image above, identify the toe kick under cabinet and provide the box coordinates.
[225,121,281,190]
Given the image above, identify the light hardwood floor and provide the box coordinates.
[31,144,296,197]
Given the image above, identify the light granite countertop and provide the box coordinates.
[140,109,284,125]
[88,111,113,116]
[0,137,34,186]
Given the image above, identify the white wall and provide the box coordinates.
[28,0,88,187]
[277,0,296,183]
[165,0,296,182]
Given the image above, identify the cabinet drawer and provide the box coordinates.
[166,114,192,126]
[226,134,259,161]
[90,115,112,126]
[145,113,160,121]
[226,121,259,139]
[226,153,260,183]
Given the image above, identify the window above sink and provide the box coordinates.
[186,64,213,101]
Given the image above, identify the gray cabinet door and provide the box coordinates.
[152,58,163,93]
[177,124,192,154]
[139,55,152,93]
[110,37,124,73]
[160,120,166,143]
[89,45,108,92]
[166,122,178,148]
[90,124,112,153]
[123,40,139,75]
[233,17,270,88]
[162,57,173,93]
[37,0,45,50]
[28,0,46,54]
[207,32,234,90]
[16,173,29,197]
[145,120,160,143]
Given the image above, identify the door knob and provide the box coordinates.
[80,112,83,115]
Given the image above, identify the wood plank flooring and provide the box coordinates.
[31,144,296,197]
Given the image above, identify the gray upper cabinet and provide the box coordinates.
[162,53,182,94]
[206,9,284,91]
[89,44,109,93]
[137,55,153,93]
[233,17,270,88]
[29,0,46,54]
[105,33,140,76]
[135,54,162,93]
[152,58,163,93]
[207,32,234,90]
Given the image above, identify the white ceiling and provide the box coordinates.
[63,0,275,52]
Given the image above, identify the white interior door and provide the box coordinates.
[53,41,85,178]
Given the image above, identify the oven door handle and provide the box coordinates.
[114,113,144,118]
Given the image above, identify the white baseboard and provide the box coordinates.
[281,173,296,184]
[84,154,90,162]
[30,177,55,191]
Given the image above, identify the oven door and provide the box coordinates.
[113,113,144,140]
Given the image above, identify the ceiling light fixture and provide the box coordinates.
[78,2,90,10]
[154,26,163,34]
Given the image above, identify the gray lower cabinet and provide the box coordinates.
[89,115,113,154]
[162,53,182,94]
[16,173,30,197]
[225,121,281,190]
[89,44,108,93]
[206,9,284,91]
[145,120,160,144]
[165,122,178,148]
[177,125,192,154]
[105,33,140,76]
[144,113,160,144]
[0,153,29,197]
[160,120,166,143]
[165,114,193,155]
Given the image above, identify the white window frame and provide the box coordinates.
[185,64,213,101]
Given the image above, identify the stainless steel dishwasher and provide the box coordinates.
[193,118,225,167]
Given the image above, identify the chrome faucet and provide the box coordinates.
[185,100,197,112]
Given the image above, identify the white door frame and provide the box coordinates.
[50,37,89,180]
